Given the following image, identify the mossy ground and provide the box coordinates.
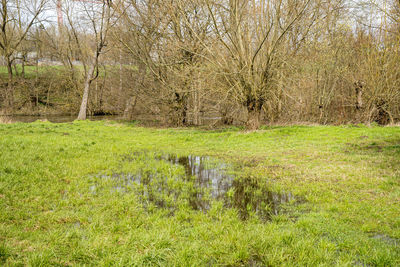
[0,121,399,266]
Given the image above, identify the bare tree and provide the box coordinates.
[70,0,116,120]
[0,0,47,111]
[198,0,322,129]
[117,0,213,126]
[57,0,116,120]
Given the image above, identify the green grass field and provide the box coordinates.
[0,65,64,79]
[0,121,399,266]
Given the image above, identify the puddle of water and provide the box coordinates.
[93,152,301,221]
[372,234,399,246]
[228,176,296,220]
[157,154,234,202]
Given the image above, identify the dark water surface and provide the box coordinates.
[95,153,302,221]
[1,114,222,124]
[1,115,123,123]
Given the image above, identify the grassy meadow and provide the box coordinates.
[0,120,399,266]
[0,64,135,79]
[0,65,63,79]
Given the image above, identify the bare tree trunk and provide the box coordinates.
[356,91,363,110]
[193,90,199,126]
[6,58,13,110]
[173,93,188,126]
[21,55,25,79]
[119,48,123,93]
[94,80,98,109]
[77,63,96,120]
[355,81,363,121]
[192,77,201,126]
[221,104,234,125]
[246,108,261,130]
[123,96,137,120]
[13,63,18,77]
[245,98,263,130]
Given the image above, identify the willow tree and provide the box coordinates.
[200,0,321,129]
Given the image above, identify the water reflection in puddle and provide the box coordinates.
[94,153,301,221]
[157,154,234,202]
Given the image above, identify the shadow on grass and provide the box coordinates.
[348,138,400,154]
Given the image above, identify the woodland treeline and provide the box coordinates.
[0,0,399,129]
